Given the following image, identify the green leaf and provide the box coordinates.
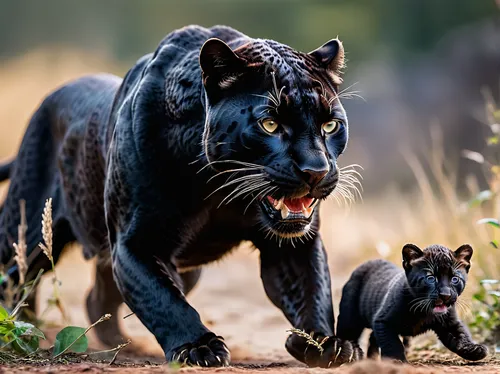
[13,321,45,339]
[0,320,15,336]
[490,240,499,249]
[53,326,88,357]
[468,190,493,208]
[12,335,39,354]
[0,306,9,321]
[476,218,500,228]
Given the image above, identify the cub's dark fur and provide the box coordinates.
[337,244,488,362]
[0,25,361,367]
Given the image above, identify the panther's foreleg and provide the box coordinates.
[256,234,363,367]
[110,225,229,367]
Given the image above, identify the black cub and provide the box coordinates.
[337,244,488,362]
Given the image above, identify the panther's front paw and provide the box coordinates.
[168,332,230,367]
[286,333,363,368]
[458,343,488,361]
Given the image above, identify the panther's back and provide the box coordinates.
[0,24,251,270]
[0,74,121,266]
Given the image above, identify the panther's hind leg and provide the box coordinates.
[86,251,126,347]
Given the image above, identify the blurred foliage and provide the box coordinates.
[0,0,496,69]
[470,280,500,350]
[465,93,500,349]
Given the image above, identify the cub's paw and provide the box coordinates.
[286,333,363,368]
[458,343,488,361]
[168,332,230,367]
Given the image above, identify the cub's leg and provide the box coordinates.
[372,321,406,362]
[110,233,228,366]
[337,272,365,344]
[86,252,125,347]
[369,335,407,359]
[256,235,362,368]
[367,332,379,358]
[432,311,488,361]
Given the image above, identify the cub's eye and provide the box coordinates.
[260,119,279,134]
[451,276,460,285]
[426,275,436,284]
[322,120,341,135]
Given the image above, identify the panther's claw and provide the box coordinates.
[169,332,230,367]
[286,332,363,368]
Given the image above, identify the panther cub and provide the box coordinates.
[337,243,488,362]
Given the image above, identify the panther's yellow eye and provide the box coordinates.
[260,119,279,134]
[322,120,341,135]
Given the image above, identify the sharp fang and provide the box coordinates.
[301,203,313,218]
[308,198,319,209]
[281,204,289,219]
[274,197,283,210]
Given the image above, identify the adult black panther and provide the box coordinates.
[0,25,362,367]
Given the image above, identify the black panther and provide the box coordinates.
[337,243,488,362]
[0,25,362,367]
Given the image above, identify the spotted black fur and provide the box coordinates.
[0,25,361,367]
[337,244,488,362]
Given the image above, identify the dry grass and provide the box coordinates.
[13,200,27,287]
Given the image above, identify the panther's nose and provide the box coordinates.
[439,290,452,303]
[298,168,329,188]
[294,149,331,188]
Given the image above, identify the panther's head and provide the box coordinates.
[200,37,356,239]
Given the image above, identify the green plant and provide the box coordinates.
[469,279,500,349]
[0,270,45,354]
[463,89,500,351]
[0,198,127,364]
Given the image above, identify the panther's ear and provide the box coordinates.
[454,244,473,272]
[309,38,345,76]
[402,244,424,271]
[200,38,247,89]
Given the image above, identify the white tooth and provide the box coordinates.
[310,199,319,209]
[281,204,289,219]
[275,198,283,210]
[301,203,313,218]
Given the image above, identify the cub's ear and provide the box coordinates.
[454,244,473,272]
[199,38,247,89]
[309,38,345,76]
[402,244,424,271]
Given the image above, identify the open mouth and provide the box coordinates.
[263,195,319,220]
[258,193,320,239]
[433,299,450,314]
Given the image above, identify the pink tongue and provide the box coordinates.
[284,197,313,212]
[433,305,447,312]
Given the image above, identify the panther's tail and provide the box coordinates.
[0,160,14,182]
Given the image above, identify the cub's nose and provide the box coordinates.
[298,168,329,188]
[439,291,452,303]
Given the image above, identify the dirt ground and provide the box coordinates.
[0,246,498,374]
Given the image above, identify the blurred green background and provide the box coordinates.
[0,0,495,66]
